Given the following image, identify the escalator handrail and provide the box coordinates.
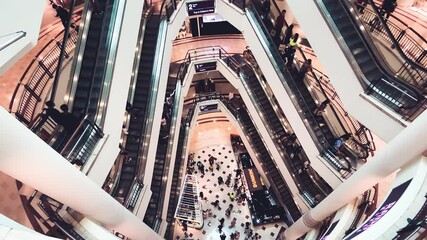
[67,0,95,107]
[304,63,375,151]
[267,0,374,152]
[365,0,427,82]
[153,80,183,222]
[316,0,423,102]
[370,0,427,55]
[245,7,334,151]
[238,64,326,202]
[126,7,155,116]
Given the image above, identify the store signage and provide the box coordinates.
[345,179,412,239]
[243,167,263,192]
[195,62,217,72]
[186,0,215,16]
[320,221,339,240]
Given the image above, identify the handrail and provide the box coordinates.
[124,177,144,210]
[93,0,127,126]
[221,97,300,224]
[60,115,104,167]
[304,65,375,152]
[316,0,424,113]
[358,1,427,90]
[0,31,26,51]
[269,0,373,154]
[154,80,182,224]
[9,27,79,125]
[127,7,154,107]
[245,7,334,151]
[366,0,427,70]
[345,189,372,235]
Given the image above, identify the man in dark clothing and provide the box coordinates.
[275,10,286,33]
[282,46,296,68]
[52,4,73,29]
[274,10,287,45]
[59,104,80,133]
[219,218,225,226]
[282,24,294,46]
[44,100,62,124]
[380,0,397,20]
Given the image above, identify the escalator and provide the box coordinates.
[143,77,178,228]
[235,5,338,151]
[71,0,112,119]
[317,0,423,113]
[291,71,335,145]
[112,14,161,202]
[239,63,327,206]
[228,102,302,222]
[164,120,190,239]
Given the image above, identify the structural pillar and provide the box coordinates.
[284,111,427,239]
[0,108,162,240]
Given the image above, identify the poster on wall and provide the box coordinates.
[344,179,412,239]
[187,0,215,16]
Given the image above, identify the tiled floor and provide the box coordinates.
[174,117,284,240]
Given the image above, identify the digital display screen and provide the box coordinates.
[195,62,217,72]
[187,0,215,16]
[345,179,412,239]
[243,167,263,192]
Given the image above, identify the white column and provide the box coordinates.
[0,108,162,240]
[284,111,427,239]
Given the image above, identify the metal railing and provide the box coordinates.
[60,116,104,166]
[30,111,104,168]
[356,1,426,89]
[9,29,79,125]
[124,177,144,211]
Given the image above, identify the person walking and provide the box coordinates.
[44,100,62,124]
[282,46,296,68]
[288,33,300,49]
[282,24,294,46]
[380,0,397,21]
[356,0,368,14]
[298,59,312,81]
[52,4,73,29]
[219,217,225,226]
[218,224,223,233]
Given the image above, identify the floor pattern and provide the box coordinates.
[173,141,283,240]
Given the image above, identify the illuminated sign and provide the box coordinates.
[243,167,263,192]
[345,179,412,239]
[186,0,215,16]
[195,62,217,72]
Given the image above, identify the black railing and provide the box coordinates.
[124,177,144,211]
[59,116,104,166]
[345,189,373,236]
[356,1,427,89]
[9,29,79,125]
[28,193,85,240]
[30,112,104,168]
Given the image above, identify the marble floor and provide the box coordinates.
[173,117,284,240]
